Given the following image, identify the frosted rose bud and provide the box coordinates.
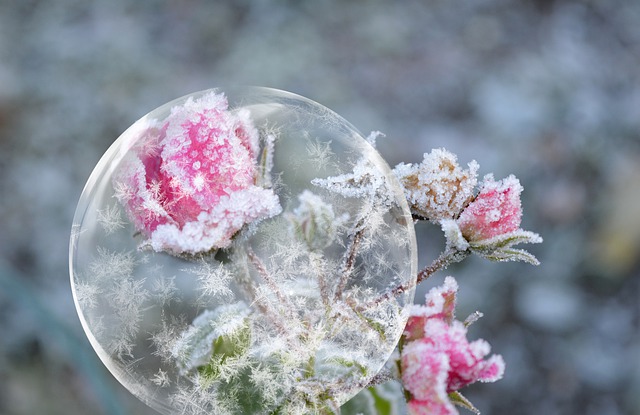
[402,320,505,411]
[457,174,523,242]
[401,277,505,414]
[114,91,281,254]
[286,190,347,250]
[394,149,478,223]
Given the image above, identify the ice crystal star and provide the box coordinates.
[114,91,281,254]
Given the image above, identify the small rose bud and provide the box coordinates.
[286,190,347,250]
[457,174,523,242]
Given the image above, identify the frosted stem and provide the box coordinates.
[246,246,293,311]
[361,248,469,311]
[334,215,367,301]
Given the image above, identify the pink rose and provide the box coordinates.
[401,277,505,415]
[114,91,281,254]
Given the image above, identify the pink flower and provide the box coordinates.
[401,277,505,415]
[114,91,281,254]
[404,276,458,341]
[403,339,457,415]
[457,174,523,242]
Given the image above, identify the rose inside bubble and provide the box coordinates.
[113,92,281,255]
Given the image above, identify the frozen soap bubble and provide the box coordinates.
[70,87,417,414]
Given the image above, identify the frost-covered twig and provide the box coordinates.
[246,246,296,320]
[360,247,468,312]
[334,214,367,301]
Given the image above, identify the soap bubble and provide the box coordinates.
[70,87,417,414]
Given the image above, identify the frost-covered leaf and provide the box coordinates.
[340,381,407,415]
[257,132,276,188]
[469,229,543,250]
[172,302,251,373]
[477,247,541,265]
[463,311,484,327]
[312,158,395,207]
[315,343,370,379]
[467,228,542,265]
[441,219,470,251]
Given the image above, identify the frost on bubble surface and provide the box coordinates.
[69,88,417,414]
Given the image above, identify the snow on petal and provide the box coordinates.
[401,340,451,404]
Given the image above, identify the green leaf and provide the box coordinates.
[448,391,480,414]
[340,381,407,415]
[346,301,388,342]
[327,356,369,377]
[370,386,394,415]
[198,320,251,382]
[172,301,251,373]
[469,230,542,250]
[480,247,540,265]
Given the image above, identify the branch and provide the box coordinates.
[359,247,469,311]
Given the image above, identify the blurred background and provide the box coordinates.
[1,0,639,414]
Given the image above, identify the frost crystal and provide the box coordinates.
[394,149,478,222]
[188,259,234,304]
[113,91,281,254]
[97,204,126,234]
[312,157,394,206]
